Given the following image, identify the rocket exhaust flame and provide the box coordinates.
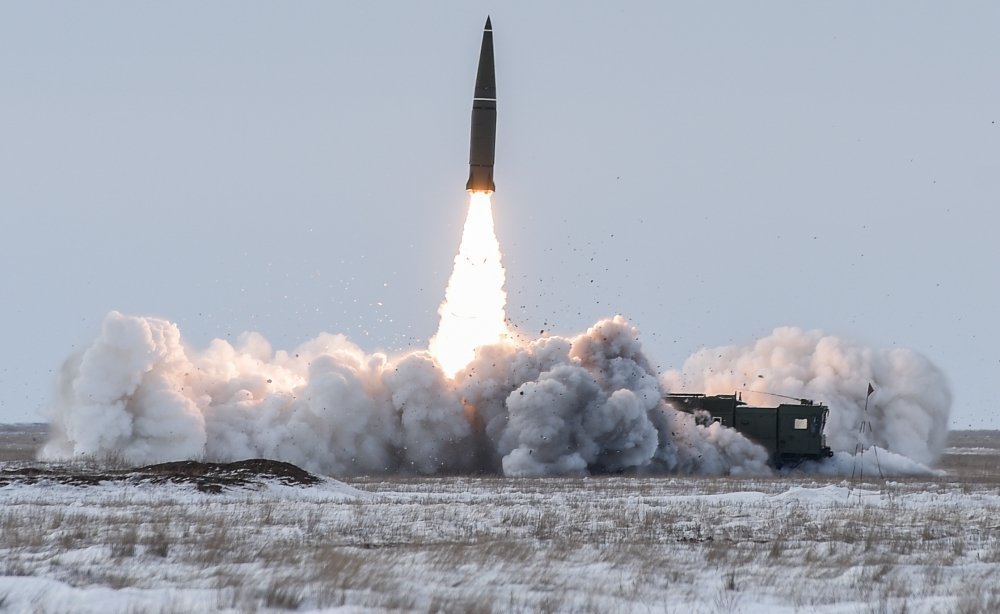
[429,192,509,377]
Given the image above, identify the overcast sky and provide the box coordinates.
[1,2,997,428]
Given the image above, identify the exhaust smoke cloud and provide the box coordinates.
[44,313,950,477]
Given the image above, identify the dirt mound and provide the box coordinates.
[139,459,321,491]
[1,458,321,493]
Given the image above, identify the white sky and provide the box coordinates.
[1,2,997,428]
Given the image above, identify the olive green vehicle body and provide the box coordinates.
[665,394,834,467]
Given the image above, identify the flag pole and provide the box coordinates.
[850,383,881,496]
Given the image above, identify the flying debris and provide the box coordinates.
[466,17,497,193]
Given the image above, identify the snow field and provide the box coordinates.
[1,474,999,612]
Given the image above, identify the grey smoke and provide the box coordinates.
[43,314,949,477]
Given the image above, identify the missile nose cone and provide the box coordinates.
[485,16,492,30]
[472,26,496,99]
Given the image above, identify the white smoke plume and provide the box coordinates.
[661,327,953,467]
[43,312,772,477]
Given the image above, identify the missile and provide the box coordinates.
[466,17,496,193]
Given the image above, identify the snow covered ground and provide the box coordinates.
[2,427,999,613]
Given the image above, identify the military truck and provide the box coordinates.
[665,393,833,467]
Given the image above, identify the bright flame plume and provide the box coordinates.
[429,192,510,377]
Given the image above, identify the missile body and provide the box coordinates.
[466,17,496,193]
